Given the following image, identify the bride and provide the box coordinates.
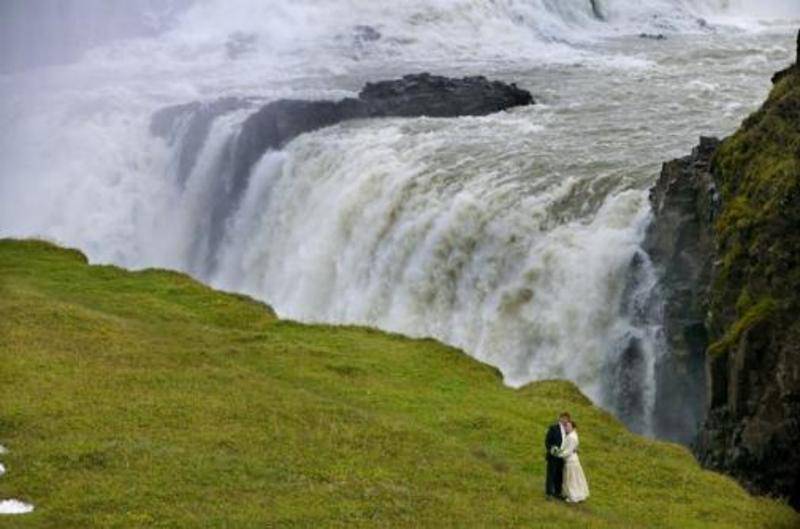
[554,420,589,503]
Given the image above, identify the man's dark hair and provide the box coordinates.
[559,412,571,421]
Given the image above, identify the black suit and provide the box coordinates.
[545,423,564,497]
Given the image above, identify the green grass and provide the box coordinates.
[0,239,797,529]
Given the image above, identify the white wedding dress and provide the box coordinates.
[559,431,589,503]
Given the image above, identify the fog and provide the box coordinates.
[0,0,192,73]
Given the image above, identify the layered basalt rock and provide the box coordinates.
[643,136,720,444]
[644,33,800,509]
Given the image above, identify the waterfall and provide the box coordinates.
[1,0,798,437]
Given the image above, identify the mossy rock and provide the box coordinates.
[709,69,800,357]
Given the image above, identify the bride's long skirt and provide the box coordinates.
[563,455,589,502]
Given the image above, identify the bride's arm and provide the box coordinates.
[558,435,577,458]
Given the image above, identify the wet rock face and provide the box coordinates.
[647,136,800,510]
[645,32,800,509]
[694,36,800,508]
[642,136,719,444]
[605,334,649,434]
[698,323,800,510]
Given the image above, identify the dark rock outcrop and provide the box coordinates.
[227,73,533,219]
[639,33,667,41]
[642,136,719,444]
[150,73,533,275]
[357,73,533,117]
[644,34,800,509]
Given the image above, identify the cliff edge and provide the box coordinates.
[645,31,800,508]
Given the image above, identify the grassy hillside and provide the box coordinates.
[0,239,796,529]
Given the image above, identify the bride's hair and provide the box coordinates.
[569,421,578,430]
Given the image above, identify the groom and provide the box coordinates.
[544,411,571,499]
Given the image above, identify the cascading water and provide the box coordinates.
[2,0,800,439]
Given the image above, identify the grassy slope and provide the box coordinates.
[0,239,796,529]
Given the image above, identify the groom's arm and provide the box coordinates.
[544,425,557,450]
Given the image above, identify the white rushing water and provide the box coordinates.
[1,0,799,436]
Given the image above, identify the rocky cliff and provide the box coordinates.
[645,33,800,509]
[643,136,719,444]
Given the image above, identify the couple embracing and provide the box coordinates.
[544,412,589,503]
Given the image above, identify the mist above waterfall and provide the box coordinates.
[1,0,799,440]
[0,0,193,73]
